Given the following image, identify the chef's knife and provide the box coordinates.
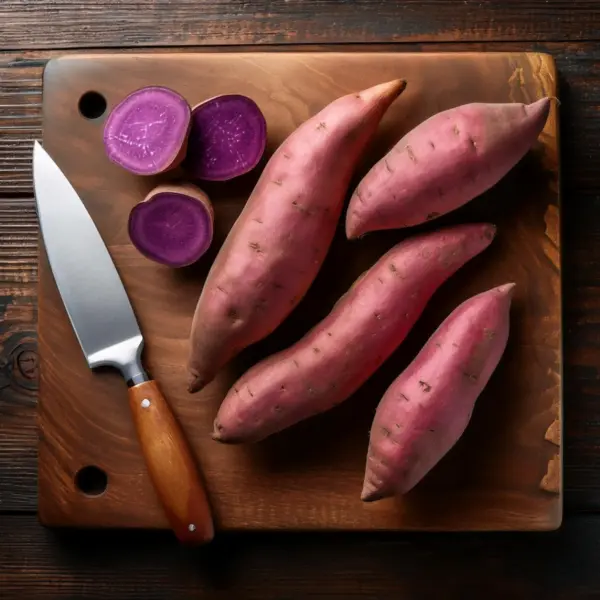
[33,141,214,544]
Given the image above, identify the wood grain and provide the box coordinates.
[0,1,599,51]
[0,55,43,195]
[2,513,600,599]
[0,287,37,512]
[128,380,215,544]
[36,50,560,532]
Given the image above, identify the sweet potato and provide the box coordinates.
[346,98,551,238]
[183,94,267,181]
[361,283,515,502]
[212,223,496,443]
[187,79,407,393]
[128,184,214,268]
[103,86,191,176]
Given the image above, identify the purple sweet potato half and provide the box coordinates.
[184,94,267,181]
[128,184,214,268]
[103,86,191,176]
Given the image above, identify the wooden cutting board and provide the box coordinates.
[38,50,562,532]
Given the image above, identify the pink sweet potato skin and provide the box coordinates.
[187,79,407,393]
[346,98,551,238]
[212,223,496,443]
[361,283,515,502]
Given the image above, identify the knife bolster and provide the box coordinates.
[89,334,147,384]
[126,371,149,387]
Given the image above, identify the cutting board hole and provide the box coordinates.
[75,465,108,496]
[78,91,107,120]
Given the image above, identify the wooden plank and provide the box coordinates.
[0,42,599,515]
[0,513,600,598]
[0,198,38,283]
[0,1,599,51]
[0,55,43,195]
[0,285,38,512]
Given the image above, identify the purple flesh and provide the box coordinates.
[104,86,191,175]
[184,94,267,181]
[128,191,213,267]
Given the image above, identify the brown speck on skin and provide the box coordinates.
[464,372,478,382]
[252,218,264,224]
[255,297,268,311]
[468,136,477,151]
[317,121,327,131]
[313,347,321,354]
[406,145,416,163]
[356,188,365,204]
[293,359,300,368]
[484,227,495,241]
[274,405,281,412]
[435,342,442,348]
[227,307,239,321]
[484,328,496,339]
[374,311,382,320]
[216,285,228,295]
[389,263,397,273]
[377,277,384,284]
[327,332,333,337]
[248,241,263,253]
[426,212,441,221]
[384,159,394,173]
[429,140,436,150]
[233,386,240,395]
[307,386,315,394]
[272,282,284,290]
[429,429,436,433]
[419,380,432,392]
[400,393,409,402]
[247,386,254,397]
[395,423,402,428]
[452,342,459,348]
[283,152,291,159]
[280,384,286,392]
[453,124,460,136]
[291,199,310,214]
[272,179,283,186]
[381,426,391,437]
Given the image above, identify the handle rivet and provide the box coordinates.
[188,523,196,532]
[141,399,151,408]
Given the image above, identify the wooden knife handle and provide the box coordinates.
[128,380,214,544]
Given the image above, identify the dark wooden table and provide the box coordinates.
[1,2,600,597]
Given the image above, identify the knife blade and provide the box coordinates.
[33,141,214,544]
